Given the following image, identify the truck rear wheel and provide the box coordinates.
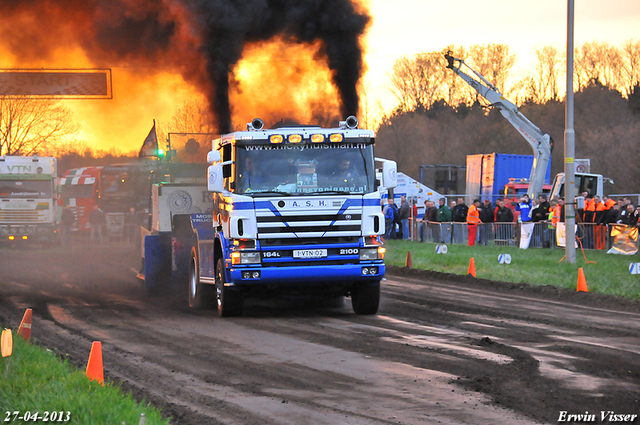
[188,247,214,309]
[215,258,243,317]
[351,281,380,315]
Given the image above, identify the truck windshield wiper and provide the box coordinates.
[315,190,353,195]
[250,191,293,197]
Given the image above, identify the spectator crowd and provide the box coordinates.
[382,193,640,250]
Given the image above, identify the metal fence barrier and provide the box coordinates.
[411,221,638,251]
[61,221,637,251]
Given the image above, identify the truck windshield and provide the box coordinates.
[61,185,94,199]
[0,180,52,198]
[235,142,375,195]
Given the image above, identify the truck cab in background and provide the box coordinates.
[504,179,551,200]
[550,172,608,200]
[59,166,103,230]
[0,156,58,243]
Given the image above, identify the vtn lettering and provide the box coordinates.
[7,165,31,172]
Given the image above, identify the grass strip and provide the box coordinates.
[0,330,170,425]
[384,239,640,300]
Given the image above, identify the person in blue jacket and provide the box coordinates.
[383,198,398,239]
[513,195,532,222]
[513,194,533,249]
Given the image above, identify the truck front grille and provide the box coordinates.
[0,210,45,223]
[259,236,358,246]
[256,212,362,239]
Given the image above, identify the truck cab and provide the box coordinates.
[191,117,397,316]
[0,156,58,243]
[550,172,605,200]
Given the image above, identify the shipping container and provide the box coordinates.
[465,153,551,203]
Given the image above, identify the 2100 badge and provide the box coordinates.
[4,411,71,422]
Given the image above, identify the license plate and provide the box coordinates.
[293,249,327,259]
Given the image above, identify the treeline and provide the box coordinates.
[376,41,640,195]
[55,148,138,175]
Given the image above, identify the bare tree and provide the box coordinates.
[530,45,562,103]
[386,51,447,112]
[156,99,218,162]
[468,43,516,98]
[0,97,78,156]
[441,45,471,108]
[575,41,622,91]
[620,39,640,96]
[165,98,216,135]
[386,44,517,114]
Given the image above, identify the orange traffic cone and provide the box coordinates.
[86,341,104,385]
[17,308,32,341]
[577,268,588,292]
[468,257,476,277]
[405,251,413,268]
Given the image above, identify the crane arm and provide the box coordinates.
[444,53,553,198]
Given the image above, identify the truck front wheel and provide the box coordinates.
[188,247,214,309]
[351,281,380,315]
[215,258,243,317]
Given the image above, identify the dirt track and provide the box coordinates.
[1,245,639,424]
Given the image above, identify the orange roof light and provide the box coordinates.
[269,134,284,144]
[310,134,325,143]
[288,134,303,144]
[329,133,343,143]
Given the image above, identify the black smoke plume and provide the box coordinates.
[0,0,370,133]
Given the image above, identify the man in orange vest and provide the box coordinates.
[583,195,596,248]
[597,195,617,225]
[583,195,596,222]
[467,199,482,246]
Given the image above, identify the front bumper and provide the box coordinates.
[0,224,56,242]
[229,262,385,286]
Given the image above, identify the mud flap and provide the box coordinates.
[171,235,193,293]
[144,234,171,295]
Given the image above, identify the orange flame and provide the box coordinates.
[231,38,342,129]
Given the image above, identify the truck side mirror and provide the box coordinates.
[381,160,398,189]
[207,150,221,163]
[207,164,224,193]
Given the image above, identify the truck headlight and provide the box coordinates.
[231,251,261,265]
[360,247,385,260]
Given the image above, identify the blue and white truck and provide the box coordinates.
[184,116,397,316]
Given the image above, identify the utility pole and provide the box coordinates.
[565,0,576,263]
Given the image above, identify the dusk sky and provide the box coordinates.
[364,0,640,112]
[7,0,636,153]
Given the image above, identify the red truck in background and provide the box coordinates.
[58,166,103,230]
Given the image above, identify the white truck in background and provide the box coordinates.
[0,155,58,243]
[379,171,444,217]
